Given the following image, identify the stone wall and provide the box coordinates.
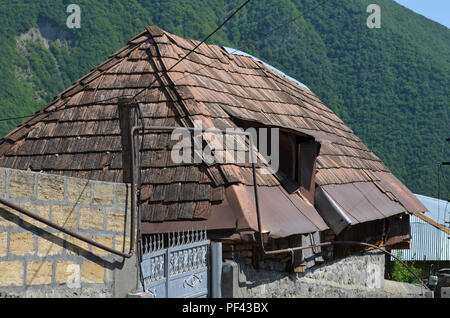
[0,167,137,298]
[222,251,425,298]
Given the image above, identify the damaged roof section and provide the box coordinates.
[0,26,427,238]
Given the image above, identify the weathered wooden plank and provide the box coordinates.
[193,201,211,220]
[178,202,196,219]
[164,183,180,203]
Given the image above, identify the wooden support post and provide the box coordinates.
[118,96,137,184]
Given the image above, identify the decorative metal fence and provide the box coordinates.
[140,228,210,298]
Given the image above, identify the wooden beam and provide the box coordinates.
[413,212,450,235]
[118,96,137,184]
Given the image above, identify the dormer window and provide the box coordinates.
[278,133,320,204]
[228,116,320,204]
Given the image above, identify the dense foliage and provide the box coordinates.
[390,253,423,284]
[0,0,448,198]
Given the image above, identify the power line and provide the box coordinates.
[148,0,332,102]
[132,0,252,100]
[0,115,36,122]
[0,0,331,124]
[0,0,252,124]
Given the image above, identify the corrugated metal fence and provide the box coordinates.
[394,214,450,261]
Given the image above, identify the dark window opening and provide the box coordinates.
[228,116,320,201]
[279,131,296,181]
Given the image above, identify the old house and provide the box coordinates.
[0,26,428,298]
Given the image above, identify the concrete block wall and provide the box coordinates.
[0,167,137,298]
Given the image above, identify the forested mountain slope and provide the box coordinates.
[0,0,448,198]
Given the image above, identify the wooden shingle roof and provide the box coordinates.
[0,26,426,234]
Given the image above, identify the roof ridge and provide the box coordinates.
[145,25,165,38]
[144,28,192,123]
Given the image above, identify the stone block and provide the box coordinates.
[0,169,5,196]
[0,232,7,257]
[37,175,65,202]
[91,236,113,256]
[93,183,114,206]
[22,204,51,229]
[9,232,35,255]
[9,170,35,198]
[116,184,131,207]
[114,235,131,252]
[0,204,21,228]
[55,261,79,285]
[52,205,78,229]
[37,232,64,257]
[67,178,91,204]
[81,262,104,284]
[106,210,126,232]
[79,207,104,230]
[65,235,90,256]
[0,261,24,286]
[26,261,53,285]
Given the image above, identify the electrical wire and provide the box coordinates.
[438,163,441,222]
[0,0,332,124]
[132,0,251,101]
[120,0,252,292]
[0,114,37,122]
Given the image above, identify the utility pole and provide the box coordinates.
[444,138,449,233]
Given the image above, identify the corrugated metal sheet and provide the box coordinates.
[393,195,450,261]
[376,172,427,213]
[230,185,329,238]
[415,194,449,226]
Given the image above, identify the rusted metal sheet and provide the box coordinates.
[228,184,328,238]
[352,181,405,218]
[318,182,408,231]
[375,171,427,213]
[142,183,329,238]
[321,183,385,223]
[284,190,329,231]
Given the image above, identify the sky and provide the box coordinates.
[394,0,450,28]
